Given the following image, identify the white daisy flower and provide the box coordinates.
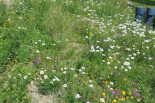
[89,84,93,88]
[63,84,67,88]
[124,62,130,66]
[110,88,113,91]
[100,98,105,102]
[133,53,136,56]
[107,61,110,64]
[40,71,44,75]
[44,75,48,79]
[36,50,39,53]
[46,57,51,60]
[55,77,60,81]
[82,72,85,74]
[81,67,85,70]
[102,60,105,62]
[110,82,114,85]
[85,36,89,39]
[42,43,45,45]
[126,58,130,60]
[75,94,80,98]
[53,78,56,82]
[63,71,66,74]
[89,80,93,83]
[124,69,128,72]
[50,81,53,84]
[18,27,21,29]
[128,66,132,69]
[24,76,27,79]
[79,69,82,72]
[71,68,75,70]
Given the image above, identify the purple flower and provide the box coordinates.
[136,93,139,96]
[112,91,116,95]
[36,61,41,64]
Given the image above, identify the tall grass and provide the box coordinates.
[130,0,155,6]
[0,0,155,103]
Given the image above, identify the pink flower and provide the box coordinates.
[36,61,41,64]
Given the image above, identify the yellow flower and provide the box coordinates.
[129,92,132,95]
[89,31,93,35]
[113,99,117,102]
[137,99,140,102]
[111,60,113,62]
[121,98,124,101]
[102,93,106,96]
[107,76,109,78]
[121,98,125,101]
[107,59,109,61]
[131,96,133,99]
[122,91,126,95]
[105,81,108,83]
[124,78,127,81]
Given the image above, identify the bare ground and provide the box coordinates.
[28,84,57,103]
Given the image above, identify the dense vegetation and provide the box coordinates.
[0,0,154,102]
[130,0,155,7]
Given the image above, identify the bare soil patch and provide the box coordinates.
[28,84,57,103]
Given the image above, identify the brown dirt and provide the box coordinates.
[28,84,57,103]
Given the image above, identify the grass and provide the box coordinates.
[129,0,155,7]
[0,0,155,103]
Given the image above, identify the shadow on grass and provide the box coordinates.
[130,0,155,6]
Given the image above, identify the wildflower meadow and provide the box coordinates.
[0,0,154,103]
